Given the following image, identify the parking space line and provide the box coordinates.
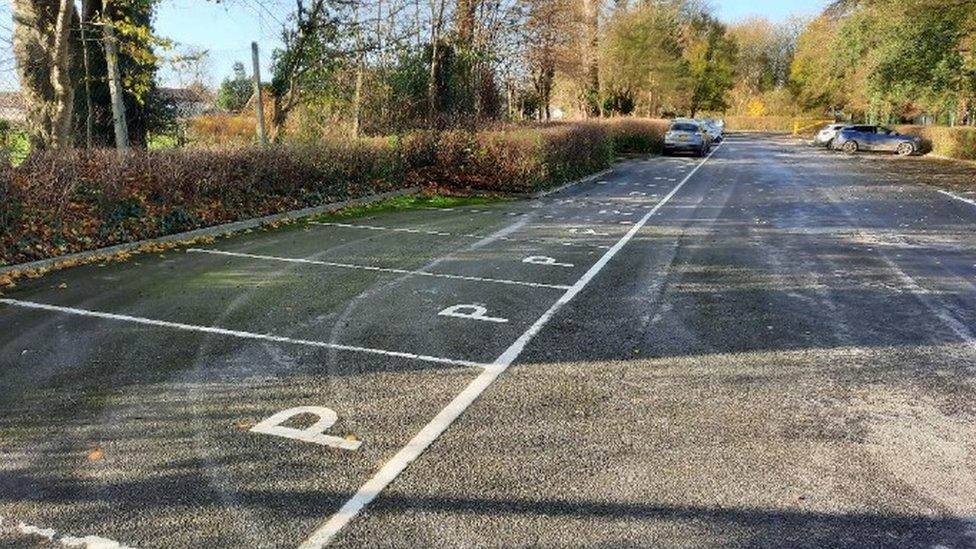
[186,249,571,290]
[937,189,976,209]
[0,298,489,369]
[310,221,612,250]
[300,142,725,548]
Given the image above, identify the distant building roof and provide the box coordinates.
[158,87,210,104]
[0,91,26,123]
[0,92,24,110]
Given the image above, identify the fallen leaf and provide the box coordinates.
[57,282,68,289]
[87,448,104,461]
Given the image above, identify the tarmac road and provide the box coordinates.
[1,134,975,548]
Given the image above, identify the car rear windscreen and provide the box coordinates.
[671,123,698,132]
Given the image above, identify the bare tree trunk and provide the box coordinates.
[49,0,75,147]
[12,0,77,149]
[80,0,94,148]
[103,20,129,150]
[455,0,477,46]
[352,1,364,136]
[427,0,446,125]
[581,0,600,118]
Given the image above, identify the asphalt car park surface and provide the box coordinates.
[2,134,976,548]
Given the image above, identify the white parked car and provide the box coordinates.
[813,124,847,148]
[699,119,725,143]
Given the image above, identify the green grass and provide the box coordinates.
[1,127,31,166]
[311,193,511,222]
[148,133,181,150]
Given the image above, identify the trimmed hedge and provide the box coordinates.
[0,120,665,267]
[603,118,668,154]
[896,125,976,161]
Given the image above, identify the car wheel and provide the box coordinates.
[896,142,914,156]
[842,140,859,154]
[825,138,834,149]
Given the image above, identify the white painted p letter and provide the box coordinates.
[523,256,574,268]
[439,304,509,323]
[250,406,361,450]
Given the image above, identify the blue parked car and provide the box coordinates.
[833,125,922,156]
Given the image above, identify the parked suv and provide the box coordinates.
[664,120,711,157]
[833,125,921,156]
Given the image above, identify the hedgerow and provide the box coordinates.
[896,125,976,161]
[0,120,665,267]
[603,118,668,154]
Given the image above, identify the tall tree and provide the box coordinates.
[580,0,601,116]
[12,0,77,149]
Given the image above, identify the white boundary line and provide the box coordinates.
[186,248,570,291]
[0,298,488,369]
[937,189,976,209]
[309,221,612,250]
[299,143,725,548]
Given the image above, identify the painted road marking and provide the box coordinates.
[1,519,134,549]
[523,256,574,268]
[251,407,362,450]
[569,227,609,236]
[937,189,976,209]
[0,299,488,369]
[186,249,570,291]
[310,222,610,250]
[300,142,725,548]
[438,304,509,324]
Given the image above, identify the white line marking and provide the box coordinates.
[251,406,362,450]
[3,518,134,549]
[0,299,487,369]
[300,143,724,548]
[523,256,574,268]
[309,222,608,250]
[937,189,976,209]
[438,304,509,324]
[186,249,569,290]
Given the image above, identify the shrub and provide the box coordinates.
[188,114,256,145]
[420,123,612,194]
[0,121,653,267]
[602,118,668,154]
[1,140,407,266]
[896,125,976,160]
[724,116,794,132]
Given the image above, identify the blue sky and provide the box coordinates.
[713,0,830,24]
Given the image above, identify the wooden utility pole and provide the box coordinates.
[251,42,268,147]
[103,21,129,150]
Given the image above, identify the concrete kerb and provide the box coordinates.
[0,187,420,277]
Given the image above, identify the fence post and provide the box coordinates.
[251,42,268,147]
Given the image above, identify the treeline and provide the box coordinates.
[10,0,976,152]
[791,0,976,125]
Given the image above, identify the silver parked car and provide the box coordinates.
[700,119,725,143]
[663,119,711,157]
[813,124,846,148]
[833,125,922,156]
